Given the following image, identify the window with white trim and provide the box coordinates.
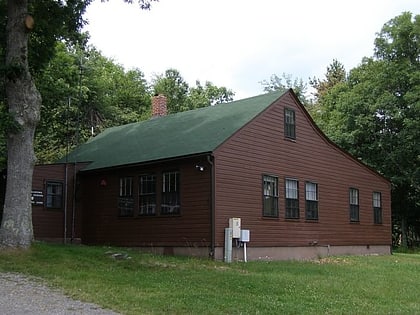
[161,171,180,215]
[349,188,359,222]
[46,181,63,209]
[118,177,134,217]
[305,182,318,220]
[285,178,299,219]
[284,108,296,139]
[139,174,156,216]
[263,175,279,217]
[373,192,382,224]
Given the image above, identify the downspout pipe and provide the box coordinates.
[207,154,215,259]
[71,163,77,242]
[63,163,68,243]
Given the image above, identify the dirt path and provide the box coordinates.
[0,273,120,315]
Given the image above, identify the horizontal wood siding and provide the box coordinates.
[81,156,212,248]
[32,163,85,240]
[214,92,391,248]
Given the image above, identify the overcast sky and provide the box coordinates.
[84,0,420,99]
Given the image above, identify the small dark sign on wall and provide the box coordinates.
[31,190,44,206]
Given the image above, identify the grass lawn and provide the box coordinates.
[0,242,419,314]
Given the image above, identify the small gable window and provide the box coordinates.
[46,181,63,209]
[263,175,279,217]
[118,177,134,217]
[285,178,299,219]
[139,174,156,216]
[373,192,382,224]
[284,108,296,139]
[349,188,359,222]
[305,182,318,220]
[161,171,180,215]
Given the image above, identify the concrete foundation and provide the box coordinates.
[132,244,391,261]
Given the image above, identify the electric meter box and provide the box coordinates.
[240,229,250,243]
[229,218,241,238]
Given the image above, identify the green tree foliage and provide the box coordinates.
[0,0,91,74]
[35,48,234,164]
[116,0,158,10]
[79,49,150,129]
[307,60,348,130]
[0,0,92,168]
[309,59,347,100]
[260,73,311,106]
[153,69,190,113]
[188,80,234,108]
[35,43,151,164]
[153,69,234,113]
[313,12,420,246]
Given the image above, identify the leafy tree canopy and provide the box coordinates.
[309,59,347,100]
[153,68,234,113]
[260,73,311,106]
[312,12,420,246]
[34,42,151,163]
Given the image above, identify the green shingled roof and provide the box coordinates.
[62,90,285,171]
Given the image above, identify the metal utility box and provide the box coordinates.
[240,229,250,243]
[229,218,241,238]
[224,228,233,263]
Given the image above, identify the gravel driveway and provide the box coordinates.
[0,273,120,315]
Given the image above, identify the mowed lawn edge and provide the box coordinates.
[0,242,419,315]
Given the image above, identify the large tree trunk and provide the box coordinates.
[0,0,41,247]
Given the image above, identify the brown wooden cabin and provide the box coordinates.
[30,90,391,260]
[30,163,87,243]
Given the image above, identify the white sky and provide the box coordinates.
[84,0,420,99]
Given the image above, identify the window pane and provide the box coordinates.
[285,179,298,199]
[374,207,382,224]
[349,189,359,221]
[373,192,381,208]
[305,182,318,220]
[286,198,299,219]
[306,200,318,220]
[139,175,156,215]
[305,182,317,201]
[46,182,63,209]
[162,171,180,215]
[119,177,134,216]
[118,197,134,217]
[120,177,133,197]
[264,175,278,197]
[349,188,359,205]
[373,192,382,224]
[285,179,299,219]
[140,175,156,194]
[263,175,278,217]
[350,204,359,222]
[284,108,296,139]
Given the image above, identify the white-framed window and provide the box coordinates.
[161,171,180,215]
[349,188,359,222]
[119,177,133,198]
[373,192,382,224]
[46,181,63,209]
[284,108,296,139]
[285,178,299,219]
[305,182,318,220]
[263,175,279,217]
[118,177,134,217]
[139,174,156,216]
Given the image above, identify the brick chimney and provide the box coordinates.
[151,94,167,118]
